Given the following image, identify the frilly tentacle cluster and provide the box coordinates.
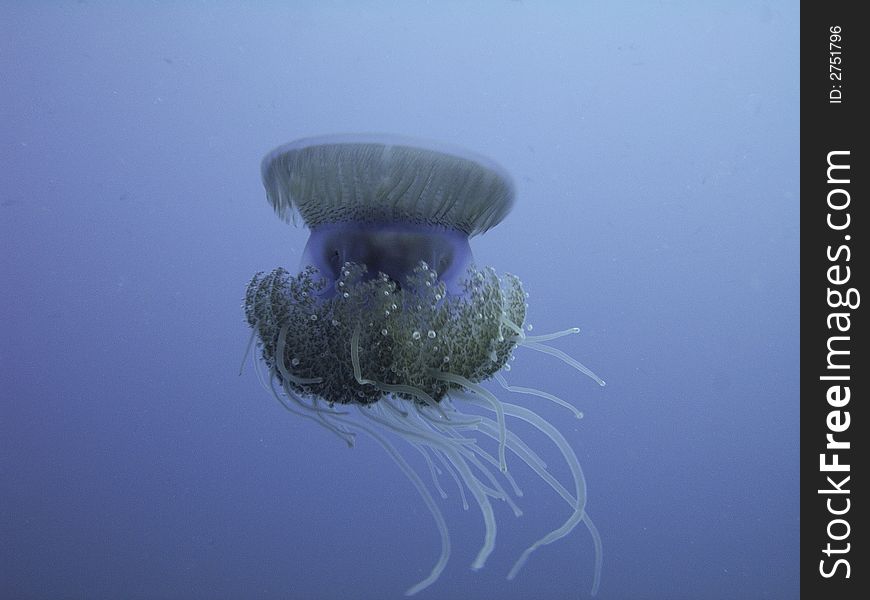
[244,261,526,405]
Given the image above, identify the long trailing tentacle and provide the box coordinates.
[494,372,583,420]
[446,385,602,597]
[430,370,508,473]
[336,407,451,597]
[239,321,258,376]
[359,403,499,571]
[521,340,606,387]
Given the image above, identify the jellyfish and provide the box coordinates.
[243,134,605,596]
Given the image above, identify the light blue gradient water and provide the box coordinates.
[1,2,799,599]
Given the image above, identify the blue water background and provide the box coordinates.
[1,2,799,599]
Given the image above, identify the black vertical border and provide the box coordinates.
[801,3,865,598]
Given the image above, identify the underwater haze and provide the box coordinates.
[1,2,799,599]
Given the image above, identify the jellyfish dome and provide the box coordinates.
[243,134,605,596]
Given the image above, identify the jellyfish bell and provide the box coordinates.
[244,134,605,596]
[260,134,514,296]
